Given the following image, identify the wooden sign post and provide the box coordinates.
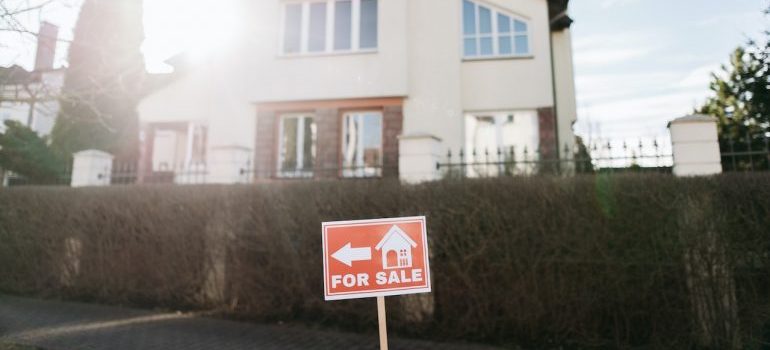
[322,216,432,350]
[377,296,388,350]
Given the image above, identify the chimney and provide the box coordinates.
[34,22,59,71]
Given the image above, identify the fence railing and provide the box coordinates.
[2,162,402,187]
[4,132,768,187]
[437,140,674,178]
[720,131,770,172]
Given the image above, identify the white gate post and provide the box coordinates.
[668,115,722,177]
[71,150,114,187]
[207,145,253,184]
[670,115,740,348]
[398,133,443,184]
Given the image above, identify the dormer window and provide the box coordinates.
[282,0,378,55]
[462,0,531,59]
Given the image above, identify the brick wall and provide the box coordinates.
[254,109,277,179]
[382,105,403,177]
[315,108,340,179]
[537,107,557,160]
[254,98,403,180]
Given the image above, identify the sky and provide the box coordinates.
[569,0,767,142]
[1,0,768,144]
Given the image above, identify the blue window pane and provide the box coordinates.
[480,37,493,55]
[478,6,491,34]
[463,0,476,35]
[514,20,527,32]
[464,38,477,56]
[360,0,378,49]
[515,34,529,54]
[334,1,352,50]
[498,36,512,55]
[308,3,327,52]
[497,13,510,33]
[283,4,302,53]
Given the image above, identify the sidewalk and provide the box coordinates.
[0,295,502,350]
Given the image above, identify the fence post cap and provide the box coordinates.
[210,145,252,151]
[668,114,717,127]
[398,133,442,142]
[73,149,114,159]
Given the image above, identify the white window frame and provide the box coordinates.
[280,0,378,56]
[341,111,383,178]
[277,113,316,178]
[461,0,532,60]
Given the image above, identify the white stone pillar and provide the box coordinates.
[71,150,114,187]
[207,145,253,184]
[669,115,722,177]
[399,133,443,184]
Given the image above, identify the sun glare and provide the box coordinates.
[142,0,244,73]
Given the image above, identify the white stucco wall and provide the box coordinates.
[138,0,569,171]
[402,0,464,151]
[551,28,578,154]
[138,61,256,152]
[240,0,409,102]
[461,0,554,112]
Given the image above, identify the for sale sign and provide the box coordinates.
[322,216,431,301]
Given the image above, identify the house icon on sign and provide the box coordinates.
[375,225,418,269]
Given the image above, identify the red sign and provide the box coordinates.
[322,216,431,301]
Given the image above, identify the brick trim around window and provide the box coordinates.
[255,97,404,180]
[537,107,558,160]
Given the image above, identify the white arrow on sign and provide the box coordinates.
[331,242,372,267]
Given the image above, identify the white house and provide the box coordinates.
[0,22,63,137]
[375,225,418,269]
[138,0,577,183]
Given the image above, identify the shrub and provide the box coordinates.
[0,174,768,348]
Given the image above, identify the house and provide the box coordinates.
[375,225,418,269]
[138,0,577,183]
[0,22,63,137]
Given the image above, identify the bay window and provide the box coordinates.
[462,0,531,59]
[281,0,378,55]
[342,111,382,177]
[278,114,317,177]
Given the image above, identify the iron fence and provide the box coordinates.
[720,130,770,172]
[2,162,401,187]
[437,139,674,178]
[5,132,769,187]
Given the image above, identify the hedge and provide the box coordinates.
[0,174,768,349]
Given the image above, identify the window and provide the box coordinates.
[462,0,530,59]
[279,114,316,177]
[465,111,539,176]
[282,0,378,55]
[283,3,302,54]
[359,0,378,49]
[308,3,327,52]
[342,111,382,177]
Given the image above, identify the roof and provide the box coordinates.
[375,225,418,250]
[668,114,718,127]
[0,65,35,85]
[0,65,64,86]
[548,0,573,31]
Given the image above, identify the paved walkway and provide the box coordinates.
[0,295,501,350]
